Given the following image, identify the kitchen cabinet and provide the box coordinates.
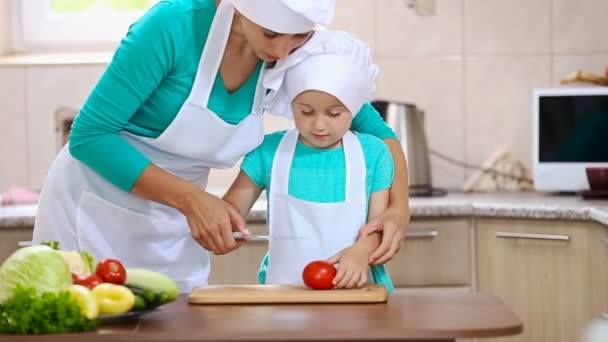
[386,218,473,287]
[209,218,474,288]
[476,219,608,342]
[0,226,33,262]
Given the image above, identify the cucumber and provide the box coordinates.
[125,269,179,304]
[125,283,157,307]
[133,295,147,311]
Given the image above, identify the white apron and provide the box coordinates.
[265,129,367,284]
[32,0,265,292]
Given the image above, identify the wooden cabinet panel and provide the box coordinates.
[208,223,268,285]
[476,219,608,342]
[0,227,33,263]
[385,218,472,287]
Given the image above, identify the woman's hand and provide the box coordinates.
[130,163,250,255]
[178,189,250,255]
[358,206,410,265]
[326,244,372,289]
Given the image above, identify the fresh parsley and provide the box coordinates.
[0,286,99,334]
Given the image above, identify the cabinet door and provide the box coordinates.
[0,227,33,263]
[385,218,472,287]
[208,223,268,285]
[476,219,608,342]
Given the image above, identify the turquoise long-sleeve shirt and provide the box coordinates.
[69,0,396,192]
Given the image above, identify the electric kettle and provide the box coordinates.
[371,100,445,197]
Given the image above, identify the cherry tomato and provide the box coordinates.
[72,272,103,289]
[302,260,337,290]
[96,258,127,285]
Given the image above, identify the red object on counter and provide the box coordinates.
[0,187,40,206]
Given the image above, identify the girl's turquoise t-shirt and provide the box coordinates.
[69,0,397,192]
[241,131,395,211]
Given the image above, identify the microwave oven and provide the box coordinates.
[533,87,608,192]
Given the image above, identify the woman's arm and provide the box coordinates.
[352,104,411,265]
[131,164,247,255]
[70,2,181,192]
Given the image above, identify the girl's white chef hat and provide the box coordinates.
[263,30,378,118]
[230,0,335,34]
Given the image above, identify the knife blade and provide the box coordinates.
[232,232,307,241]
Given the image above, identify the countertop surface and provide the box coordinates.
[2,192,608,229]
[3,289,522,342]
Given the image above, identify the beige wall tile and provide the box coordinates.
[25,65,105,188]
[0,1,9,54]
[553,54,608,84]
[464,0,551,55]
[376,0,463,57]
[330,0,375,48]
[0,67,27,190]
[375,56,466,190]
[553,0,608,53]
[465,57,552,171]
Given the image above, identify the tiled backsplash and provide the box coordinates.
[1,0,608,192]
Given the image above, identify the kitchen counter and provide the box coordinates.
[2,192,608,229]
[3,289,522,342]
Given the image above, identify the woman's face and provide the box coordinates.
[238,14,312,62]
[292,90,352,149]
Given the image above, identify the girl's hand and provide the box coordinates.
[326,244,371,289]
[178,189,249,255]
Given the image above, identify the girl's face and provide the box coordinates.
[238,14,312,62]
[292,90,352,149]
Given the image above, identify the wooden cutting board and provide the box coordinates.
[188,284,388,304]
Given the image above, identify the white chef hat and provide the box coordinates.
[263,30,378,118]
[230,0,335,34]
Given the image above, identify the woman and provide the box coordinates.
[33,0,409,292]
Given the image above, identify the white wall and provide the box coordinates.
[1,0,608,192]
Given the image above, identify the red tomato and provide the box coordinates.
[96,258,127,285]
[72,273,103,289]
[302,260,337,290]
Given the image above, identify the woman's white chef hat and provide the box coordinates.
[263,30,378,118]
[230,0,335,34]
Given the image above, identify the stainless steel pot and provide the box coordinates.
[371,100,445,197]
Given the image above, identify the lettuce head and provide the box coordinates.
[0,245,72,303]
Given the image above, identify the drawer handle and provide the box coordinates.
[18,241,33,247]
[496,232,570,241]
[406,230,439,239]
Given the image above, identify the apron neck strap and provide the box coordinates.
[270,129,367,205]
[188,0,234,107]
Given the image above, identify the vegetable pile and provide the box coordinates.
[0,242,179,335]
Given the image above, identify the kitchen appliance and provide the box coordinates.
[371,100,445,197]
[189,284,388,304]
[533,87,608,192]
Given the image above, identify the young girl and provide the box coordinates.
[223,31,394,290]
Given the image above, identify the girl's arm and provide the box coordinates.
[223,170,264,219]
[354,188,391,257]
[328,189,390,288]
